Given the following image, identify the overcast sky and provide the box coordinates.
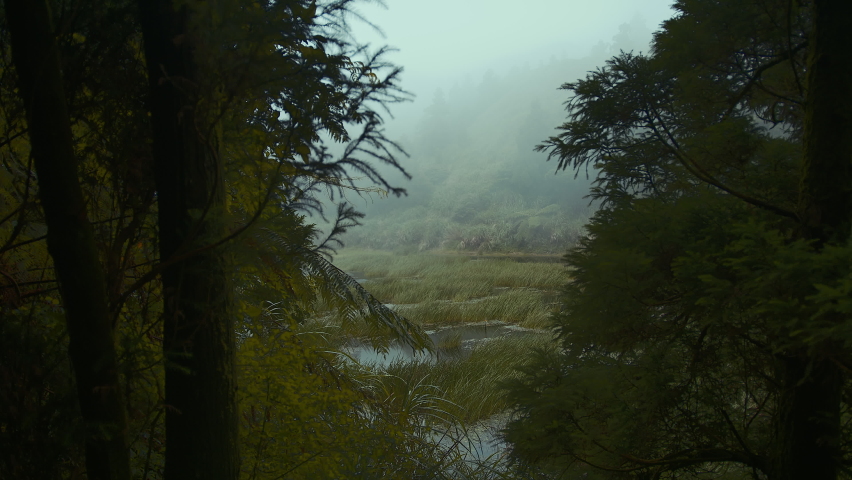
[348,0,677,125]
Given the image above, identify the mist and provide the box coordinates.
[349,0,675,134]
[316,1,676,253]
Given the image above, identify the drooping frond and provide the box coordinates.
[251,225,432,354]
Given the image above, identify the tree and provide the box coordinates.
[0,0,427,478]
[775,1,852,478]
[503,0,852,478]
[138,1,241,478]
[3,1,132,479]
[135,0,423,478]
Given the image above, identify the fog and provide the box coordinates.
[331,0,677,253]
[349,0,675,133]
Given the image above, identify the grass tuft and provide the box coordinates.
[382,334,556,424]
[395,289,554,328]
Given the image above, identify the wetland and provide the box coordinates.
[310,249,567,463]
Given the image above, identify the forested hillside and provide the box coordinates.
[340,18,656,253]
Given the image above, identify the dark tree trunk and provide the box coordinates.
[137,1,239,479]
[772,354,842,480]
[3,1,131,479]
[773,0,852,479]
[799,0,852,245]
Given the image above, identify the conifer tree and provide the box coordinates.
[775,0,852,478]
[504,1,852,478]
[136,0,422,478]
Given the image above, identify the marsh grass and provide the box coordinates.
[315,250,565,334]
[315,287,555,332]
[436,330,464,351]
[380,334,556,424]
[396,289,554,329]
[335,250,566,302]
[313,248,564,463]
[362,276,492,304]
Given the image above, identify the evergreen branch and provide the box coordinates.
[0,202,23,228]
[565,443,766,477]
[646,105,798,220]
[0,278,56,289]
[722,41,808,120]
[312,202,363,258]
[254,226,430,352]
[270,449,325,480]
[0,233,46,254]
[0,127,27,151]
[0,267,21,301]
[620,447,763,473]
[786,0,805,96]
[0,152,35,254]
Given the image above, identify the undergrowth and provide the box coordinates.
[379,334,556,424]
[302,250,565,478]
[395,289,553,329]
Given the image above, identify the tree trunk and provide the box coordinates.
[137,1,240,479]
[3,2,131,479]
[773,0,852,479]
[799,0,852,245]
[772,354,842,480]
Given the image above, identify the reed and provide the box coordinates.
[334,249,567,304]
[313,250,565,337]
[395,289,554,328]
[382,334,556,424]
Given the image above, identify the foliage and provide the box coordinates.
[503,0,852,478]
[0,306,84,478]
[505,192,783,478]
[237,304,558,480]
[238,313,414,479]
[382,334,557,425]
[0,0,440,478]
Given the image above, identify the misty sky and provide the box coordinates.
[349,0,677,127]
[321,0,680,228]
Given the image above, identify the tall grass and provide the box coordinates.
[396,289,553,328]
[313,250,566,332]
[335,249,567,303]
[341,192,593,254]
[379,334,556,424]
[306,251,564,478]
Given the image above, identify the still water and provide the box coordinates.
[345,321,537,367]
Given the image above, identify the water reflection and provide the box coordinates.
[345,322,540,367]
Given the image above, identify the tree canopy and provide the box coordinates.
[503,0,852,478]
[0,0,435,478]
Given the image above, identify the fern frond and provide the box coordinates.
[257,227,432,354]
